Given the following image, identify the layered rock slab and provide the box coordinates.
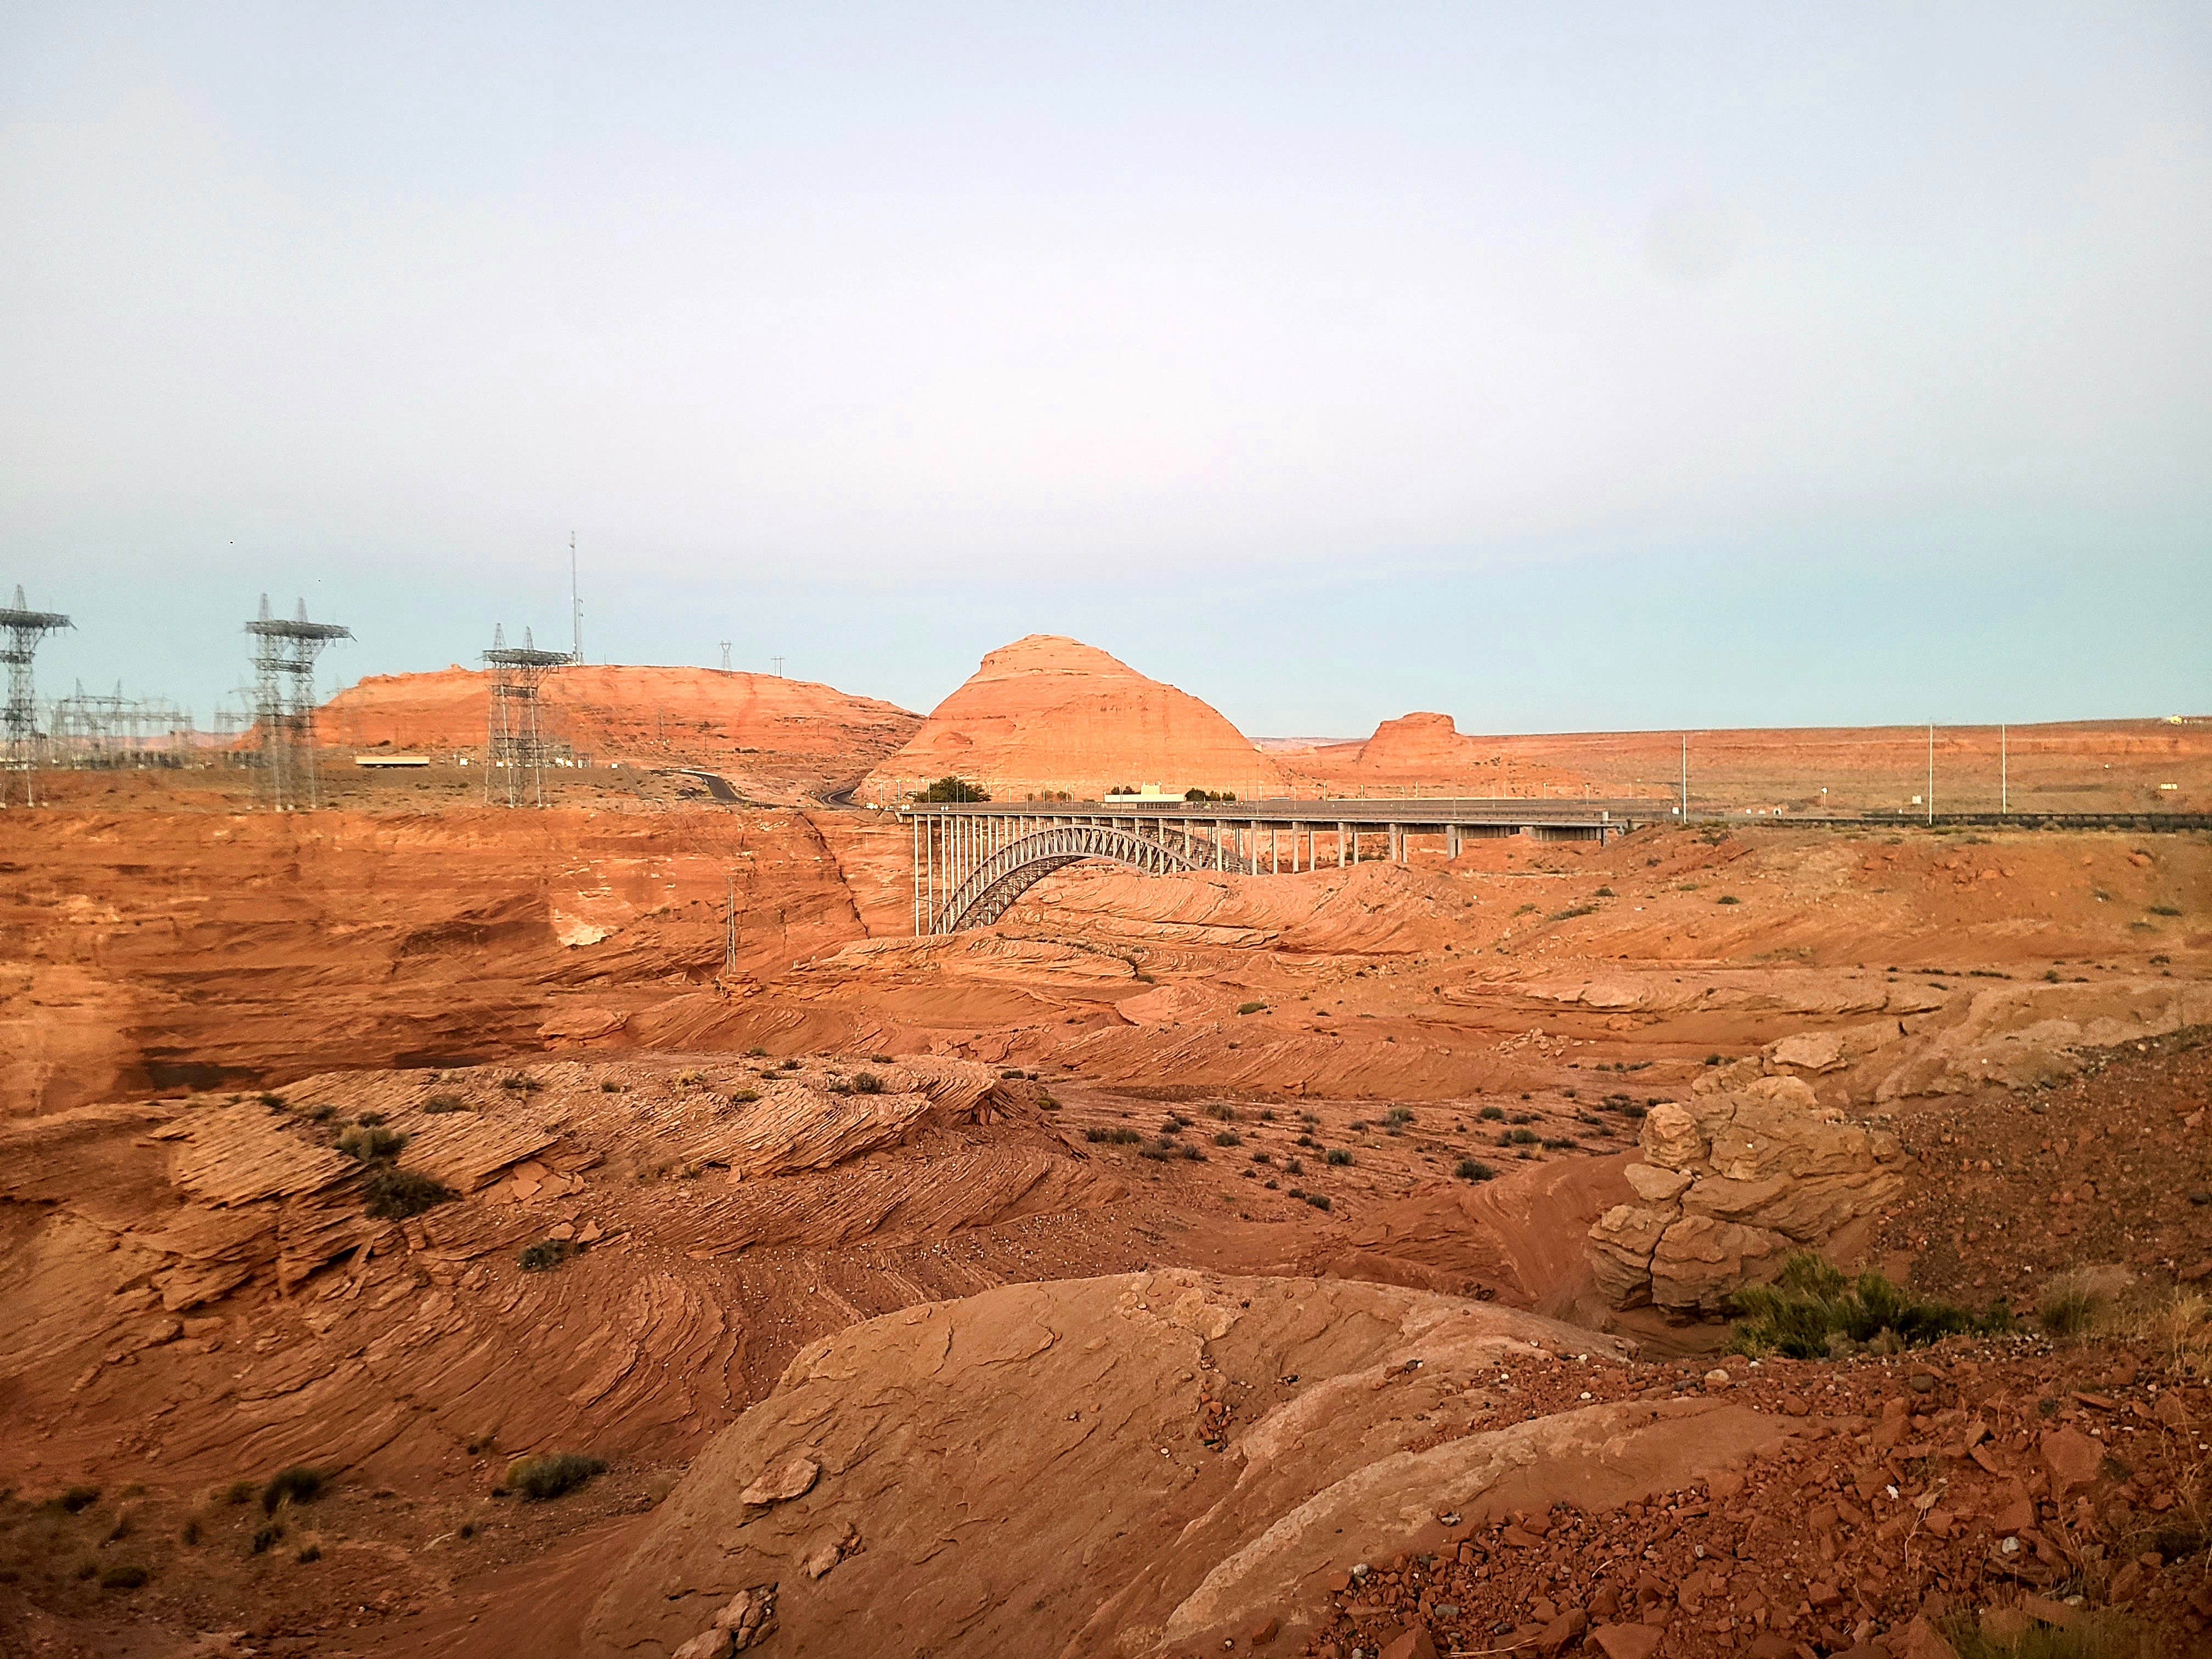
[582,1270,1802,1659]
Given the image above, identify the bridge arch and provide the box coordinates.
[933,822,1250,933]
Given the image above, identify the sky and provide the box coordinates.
[3,3,2208,736]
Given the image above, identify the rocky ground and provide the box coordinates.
[1,768,2207,1656]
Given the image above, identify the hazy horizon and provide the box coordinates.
[4,4,2208,733]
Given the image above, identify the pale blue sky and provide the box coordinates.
[3,4,2207,732]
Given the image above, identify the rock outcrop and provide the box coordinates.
[320,663,919,776]
[1280,711,1594,799]
[857,634,1284,802]
[1587,1067,1908,1312]
[581,1271,1801,1659]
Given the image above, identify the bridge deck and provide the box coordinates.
[899,797,1663,828]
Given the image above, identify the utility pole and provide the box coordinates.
[2000,723,2008,815]
[771,656,785,678]
[723,872,738,977]
[1680,734,1688,822]
[1927,724,1934,825]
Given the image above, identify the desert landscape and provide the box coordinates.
[2,635,2208,1659]
[7,10,2208,1656]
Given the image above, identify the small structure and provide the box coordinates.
[354,753,431,769]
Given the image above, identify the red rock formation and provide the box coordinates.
[857,635,1284,803]
[1279,711,1596,798]
[318,664,918,776]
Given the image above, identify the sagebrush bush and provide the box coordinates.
[424,1093,468,1114]
[1455,1159,1497,1183]
[337,1125,406,1161]
[1731,1254,2001,1359]
[261,1466,327,1514]
[362,1164,454,1220]
[505,1452,606,1501]
[520,1239,579,1273]
[1325,1148,1352,1166]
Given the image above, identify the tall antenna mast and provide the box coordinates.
[568,532,583,665]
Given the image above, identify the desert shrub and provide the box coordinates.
[1940,1608,2141,1659]
[302,1103,335,1121]
[1510,1111,1537,1123]
[1730,1254,1992,1359]
[53,1486,100,1515]
[100,1562,149,1589]
[1325,1148,1352,1166]
[872,1054,894,1064]
[1384,1107,1414,1126]
[853,1071,884,1094]
[520,1239,580,1273]
[504,1452,606,1502]
[1284,1158,1304,1175]
[1139,1143,1172,1162]
[261,1467,327,1514]
[1304,1192,1331,1211]
[2149,904,2182,917]
[295,1542,321,1563]
[1205,1103,1239,1120]
[1455,1159,1497,1183]
[356,1111,386,1127]
[1348,1119,1367,1132]
[1705,1053,1723,1065]
[181,1518,201,1545]
[1505,1128,1539,1146]
[337,1125,406,1161]
[1541,1136,1578,1150]
[257,1092,284,1108]
[1594,885,1615,897]
[499,1073,543,1092]
[726,1088,760,1104]
[1037,1094,1059,1111]
[224,1481,255,1506]
[2132,1291,2212,1380]
[746,1046,769,1058]
[1251,1151,1272,1164]
[2038,1273,2108,1339]
[362,1164,454,1220]
[251,1523,284,1554]
[1214,1131,1242,1148]
[1180,1143,1205,1161]
[1479,1105,1505,1121]
[1549,905,1596,921]
[423,1093,468,1114]
[1236,1002,1266,1015]
[1717,895,1741,905]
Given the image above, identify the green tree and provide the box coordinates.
[919,776,991,803]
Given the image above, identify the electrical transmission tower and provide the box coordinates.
[2,585,74,808]
[483,624,573,806]
[718,640,732,673]
[246,594,351,811]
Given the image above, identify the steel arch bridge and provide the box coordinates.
[928,821,1251,933]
